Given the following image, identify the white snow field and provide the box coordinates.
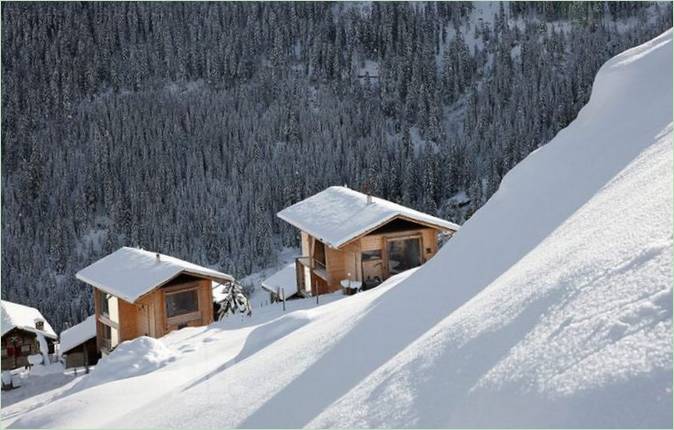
[7,29,673,428]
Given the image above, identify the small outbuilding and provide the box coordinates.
[277,186,460,296]
[261,263,300,302]
[76,247,235,354]
[59,315,99,369]
[1,300,57,370]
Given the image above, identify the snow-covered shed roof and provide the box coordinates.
[261,264,298,298]
[277,186,460,248]
[1,300,57,340]
[76,247,234,303]
[59,315,96,355]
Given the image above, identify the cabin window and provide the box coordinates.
[361,250,382,261]
[35,320,44,331]
[101,323,111,340]
[1,348,7,357]
[21,344,31,353]
[386,237,422,275]
[99,290,110,317]
[165,289,199,319]
[313,241,326,269]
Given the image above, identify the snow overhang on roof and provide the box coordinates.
[76,247,235,303]
[59,314,97,355]
[1,300,58,339]
[277,186,460,248]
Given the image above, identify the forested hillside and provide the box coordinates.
[2,1,671,331]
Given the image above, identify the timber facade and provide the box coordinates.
[295,216,452,295]
[93,274,214,354]
[1,328,56,371]
[62,337,99,369]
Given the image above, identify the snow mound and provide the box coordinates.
[75,337,175,391]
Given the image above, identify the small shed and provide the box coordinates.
[1,300,57,370]
[59,315,99,369]
[261,263,300,302]
[76,247,235,354]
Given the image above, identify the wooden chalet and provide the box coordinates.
[76,247,234,354]
[1,300,57,371]
[277,186,460,296]
[59,315,99,369]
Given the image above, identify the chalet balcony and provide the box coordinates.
[295,256,328,296]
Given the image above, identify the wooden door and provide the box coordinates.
[138,303,156,337]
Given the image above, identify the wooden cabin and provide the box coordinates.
[76,247,235,354]
[1,300,57,370]
[59,315,100,369]
[277,186,460,296]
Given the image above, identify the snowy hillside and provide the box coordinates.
[7,29,673,428]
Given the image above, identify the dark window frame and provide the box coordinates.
[313,240,326,269]
[165,288,200,319]
[99,289,110,317]
[361,250,383,261]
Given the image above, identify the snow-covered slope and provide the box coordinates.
[306,27,674,430]
[9,29,672,428]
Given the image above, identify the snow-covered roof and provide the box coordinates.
[59,315,96,355]
[277,186,460,248]
[76,247,234,303]
[1,300,57,340]
[261,264,298,298]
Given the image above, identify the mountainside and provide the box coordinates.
[8,28,672,429]
[2,1,672,332]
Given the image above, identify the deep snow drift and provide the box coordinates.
[8,30,673,428]
[72,337,176,392]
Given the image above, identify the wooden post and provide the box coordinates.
[83,343,89,374]
[281,288,286,312]
[316,291,319,305]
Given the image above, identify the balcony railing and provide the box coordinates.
[296,256,312,268]
[295,256,329,296]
